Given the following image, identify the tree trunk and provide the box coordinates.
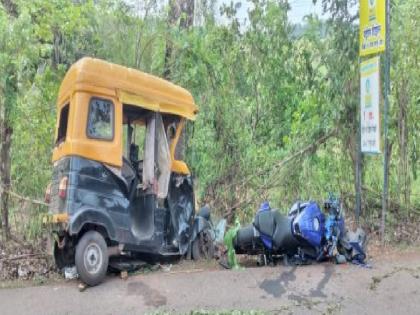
[0,65,17,243]
[0,0,18,17]
[179,0,195,29]
[0,0,17,241]
[163,0,179,80]
[163,0,195,80]
[163,0,195,160]
[0,122,12,241]
[397,80,410,213]
[380,140,393,241]
[52,28,61,70]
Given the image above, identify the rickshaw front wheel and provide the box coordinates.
[75,231,109,286]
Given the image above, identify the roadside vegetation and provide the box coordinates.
[0,0,418,262]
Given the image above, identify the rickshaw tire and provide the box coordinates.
[75,230,109,286]
[191,238,201,260]
[192,229,215,261]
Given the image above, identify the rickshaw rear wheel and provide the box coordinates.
[192,229,215,260]
[75,231,109,286]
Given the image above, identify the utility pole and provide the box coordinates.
[381,0,391,243]
[356,121,362,225]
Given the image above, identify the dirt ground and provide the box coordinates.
[0,245,419,314]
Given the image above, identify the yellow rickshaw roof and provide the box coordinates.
[58,57,198,120]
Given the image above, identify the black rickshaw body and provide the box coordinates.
[45,58,208,278]
[51,156,195,256]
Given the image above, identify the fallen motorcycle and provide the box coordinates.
[233,196,367,266]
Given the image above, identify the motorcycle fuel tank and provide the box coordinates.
[291,202,325,248]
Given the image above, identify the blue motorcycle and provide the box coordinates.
[233,196,361,265]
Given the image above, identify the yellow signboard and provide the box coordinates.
[360,57,381,153]
[360,0,386,56]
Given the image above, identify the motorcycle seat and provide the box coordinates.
[272,214,296,250]
[254,210,297,251]
[253,210,276,237]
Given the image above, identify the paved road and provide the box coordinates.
[1,250,419,314]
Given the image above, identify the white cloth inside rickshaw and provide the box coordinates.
[143,113,171,199]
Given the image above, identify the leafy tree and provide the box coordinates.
[0,0,418,242]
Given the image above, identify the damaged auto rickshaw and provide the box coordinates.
[44,57,214,286]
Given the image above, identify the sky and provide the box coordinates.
[288,0,328,24]
[127,0,357,26]
[216,0,330,25]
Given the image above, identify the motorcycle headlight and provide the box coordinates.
[313,217,320,231]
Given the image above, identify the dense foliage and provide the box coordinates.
[0,0,418,242]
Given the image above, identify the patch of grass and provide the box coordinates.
[369,276,381,290]
[323,302,342,315]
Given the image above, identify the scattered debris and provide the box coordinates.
[78,282,88,292]
[159,264,172,272]
[64,266,78,280]
[214,219,227,243]
[120,270,128,280]
[0,239,54,281]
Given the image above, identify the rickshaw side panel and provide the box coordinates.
[51,156,190,255]
[51,156,130,242]
[68,207,117,240]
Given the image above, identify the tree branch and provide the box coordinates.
[1,0,18,17]
[224,128,338,218]
[0,186,48,206]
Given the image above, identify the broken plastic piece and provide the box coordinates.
[64,266,78,280]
